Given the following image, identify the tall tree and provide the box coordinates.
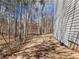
[2,0,14,42]
[14,0,18,41]
[30,0,36,34]
[39,0,45,34]
[23,0,28,41]
[27,0,36,34]
[16,0,23,41]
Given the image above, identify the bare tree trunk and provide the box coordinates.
[24,6,27,41]
[45,17,47,34]
[8,13,10,44]
[38,19,40,34]
[14,7,18,41]
[28,0,31,34]
[19,0,22,41]
[40,5,45,35]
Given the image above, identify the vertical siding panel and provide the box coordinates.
[54,0,79,50]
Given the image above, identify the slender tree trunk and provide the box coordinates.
[14,5,18,41]
[19,0,22,41]
[45,17,47,33]
[38,18,40,34]
[24,5,27,41]
[8,13,10,44]
[40,4,45,35]
[28,0,31,34]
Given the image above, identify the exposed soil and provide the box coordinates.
[0,34,79,59]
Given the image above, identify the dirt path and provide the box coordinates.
[3,34,79,59]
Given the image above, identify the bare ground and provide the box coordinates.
[1,34,79,59]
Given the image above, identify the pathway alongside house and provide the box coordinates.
[2,34,79,59]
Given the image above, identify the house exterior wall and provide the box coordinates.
[54,0,79,50]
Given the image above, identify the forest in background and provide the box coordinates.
[0,0,54,58]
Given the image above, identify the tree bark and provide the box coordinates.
[40,4,45,35]
[24,4,27,41]
[19,0,22,41]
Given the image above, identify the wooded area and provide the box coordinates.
[0,0,54,59]
[1,0,79,59]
